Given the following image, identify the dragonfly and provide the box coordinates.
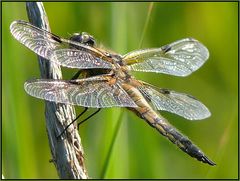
[10,20,215,166]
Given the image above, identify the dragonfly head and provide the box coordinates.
[70,32,96,47]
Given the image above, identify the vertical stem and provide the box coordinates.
[26,2,88,179]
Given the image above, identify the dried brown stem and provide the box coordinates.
[26,2,88,179]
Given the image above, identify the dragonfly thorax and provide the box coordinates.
[111,54,125,66]
[108,54,132,81]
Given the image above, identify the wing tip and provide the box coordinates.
[185,37,210,60]
[10,20,30,41]
[24,80,34,97]
[199,104,211,120]
[10,20,27,30]
[200,42,210,62]
[192,37,210,61]
[24,80,36,93]
[188,108,211,121]
[9,21,18,34]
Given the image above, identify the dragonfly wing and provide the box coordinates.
[138,83,211,120]
[123,38,209,76]
[10,20,63,60]
[10,20,112,69]
[24,76,137,108]
[52,49,112,69]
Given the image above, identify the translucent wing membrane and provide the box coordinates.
[124,38,209,76]
[52,49,112,69]
[24,76,137,108]
[10,20,112,69]
[138,83,211,120]
[10,20,60,60]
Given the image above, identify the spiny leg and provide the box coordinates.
[58,107,88,138]
[58,70,100,137]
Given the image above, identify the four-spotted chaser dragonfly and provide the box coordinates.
[10,20,215,166]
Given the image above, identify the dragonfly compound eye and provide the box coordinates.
[70,32,96,47]
[80,32,96,47]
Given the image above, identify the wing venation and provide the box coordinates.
[52,49,112,69]
[10,20,112,69]
[124,38,209,76]
[138,83,211,120]
[24,77,137,108]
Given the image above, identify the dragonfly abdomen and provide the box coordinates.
[151,116,215,166]
[123,83,215,166]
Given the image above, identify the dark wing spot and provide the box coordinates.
[186,94,197,100]
[160,89,170,94]
[161,45,171,53]
[51,35,62,43]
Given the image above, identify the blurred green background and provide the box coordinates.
[2,2,238,179]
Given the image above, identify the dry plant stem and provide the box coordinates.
[26,2,88,179]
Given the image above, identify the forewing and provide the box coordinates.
[52,49,112,69]
[10,20,64,60]
[124,38,209,76]
[10,20,113,69]
[138,83,211,120]
[24,76,137,108]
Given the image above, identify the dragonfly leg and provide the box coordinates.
[77,108,101,129]
[57,107,88,138]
